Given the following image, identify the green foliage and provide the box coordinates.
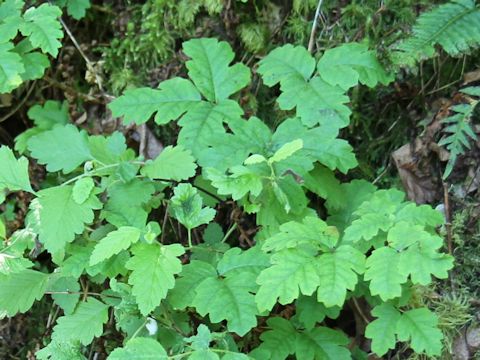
[438,86,479,179]
[0,0,64,94]
[366,304,443,356]
[392,0,480,66]
[53,0,91,20]
[0,36,454,359]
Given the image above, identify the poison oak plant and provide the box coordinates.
[0,38,454,359]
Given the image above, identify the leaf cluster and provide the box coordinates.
[0,37,453,359]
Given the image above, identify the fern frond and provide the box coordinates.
[438,87,479,179]
[392,0,480,66]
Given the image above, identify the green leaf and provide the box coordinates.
[257,44,315,86]
[72,177,94,204]
[262,216,339,252]
[396,308,443,356]
[0,145,33,193]
[0,42,24,93]
[317,42,392,90]
[183,38,250,102]
[178,100,244,158]
[29,185,101,253]
[48,276,80,315]
[295,327,351,360]
[27,100,69,129]
[65,0,91,20]
[252,317,297,359]
[28,124,92,173]
[59,244,93,278]
[256,246,320,312]
[217,247,270,277]
[326,180,377,230]
[364,247,407,301]
[170,183,216,230]
[269,139,303,163]
[102,179,154,228]
[303,166,345,209]
[52,298,109,345]
[0,0,23,42]
[19,4,63,57]
[205,166,263,201]
[271,118,357,175]
[126,243,184,315]
[395,203,444,228]
[398,243,453,285]
[169,260,217,310]
[0,253,34,274]
[277,76,351,128]
[108,338,168,359]
[89,227,141,266]
[295,295,340,330]
[141,145,197,181]
[108,78,201,125]
[343,213,393,243]
[185,324,212,350]
[365,303,401,356]
[87,132,128,165]
[316,245,365,307]
[18,51,49,80]
[244,154,267,165]
[193,272,258,335]
[36,339,85,360]
[0,269,48,317]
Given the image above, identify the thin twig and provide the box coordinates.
[308,0,324,53]
[160,201,170,244]
[58,17,104,92]
[0,81,36,124]
[45,290,121,299]
[43,75,103,103]
[352,297,370,324]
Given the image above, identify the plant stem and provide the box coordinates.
[187,228,192,248]
[308,0,324,53]
[221,223,237,243]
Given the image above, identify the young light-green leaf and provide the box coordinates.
[89,226,141,266]
[269,139,303,163]
[72,176,94,205]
